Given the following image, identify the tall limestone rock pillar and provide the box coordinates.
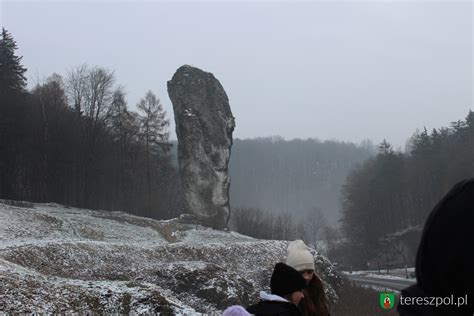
[167,65,235,229]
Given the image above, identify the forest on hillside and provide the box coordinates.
[1,28,373,230]
[3,28,472,269]
[336,112,474,269]
[0,28,182,219]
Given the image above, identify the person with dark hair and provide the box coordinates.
[246,262,307,316]
[397,178,474,315]
[286,240,330,316]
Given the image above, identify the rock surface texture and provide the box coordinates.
[167,65,235,229]
[0,200,343,314]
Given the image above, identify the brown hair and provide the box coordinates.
[301,273,330,316]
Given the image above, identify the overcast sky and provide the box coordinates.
[2,0,472,148]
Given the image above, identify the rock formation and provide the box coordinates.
[167,65,235,229]
[0,201,343,313]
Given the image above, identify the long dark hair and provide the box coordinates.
[301,272,330,316]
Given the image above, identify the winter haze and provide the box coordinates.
[1,1,474,313]
[1,0,472,148]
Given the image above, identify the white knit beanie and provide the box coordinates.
[286,240,315,271]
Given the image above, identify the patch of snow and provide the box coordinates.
[344,267,416,281]
[0,200,343,313]
[184,108,195,117]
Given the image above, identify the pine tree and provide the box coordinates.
[0,28,28,200]
[378,139,394,155]
[137,90,171,215]
[0,28,27,97]
[137,91,170,155]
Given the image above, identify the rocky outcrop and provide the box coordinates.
[0,201,344,314]
[167,65,235,229]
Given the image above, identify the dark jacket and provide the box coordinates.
[397,178,474,315]
[247,292,302,316]
[247,301,302,316]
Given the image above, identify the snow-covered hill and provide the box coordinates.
[0,200,343,314]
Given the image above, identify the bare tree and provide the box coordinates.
[66,64,115,134]
[305,206,327,247]
[66,64,88,116]
[277,211,294,241]
[324,225,339,257]
[65,65,116,206]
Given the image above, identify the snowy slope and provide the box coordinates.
[0,200,343,314]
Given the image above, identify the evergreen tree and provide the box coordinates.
[0,28,29,200]
[339,110,474,269]
[137,91,170,155]
[378,139,393,155]
[136,90,171,215]
[0,28,27,97]
[108,88,141,212]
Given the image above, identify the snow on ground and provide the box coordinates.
[344,267,416,282]
[357,283,401,295]
[387,225,422,238]
[362,273,415,281]
[176,227,255,244]
[0,200,343,313]
[344,271,416,282]
[0,201,168,248]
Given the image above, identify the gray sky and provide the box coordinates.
[2,0,472,148]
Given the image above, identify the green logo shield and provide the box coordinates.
[380,292,395,309]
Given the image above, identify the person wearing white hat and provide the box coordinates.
[286,240,330,316]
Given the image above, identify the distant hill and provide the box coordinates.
[230,138,374,225]
[0,200,342,313]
